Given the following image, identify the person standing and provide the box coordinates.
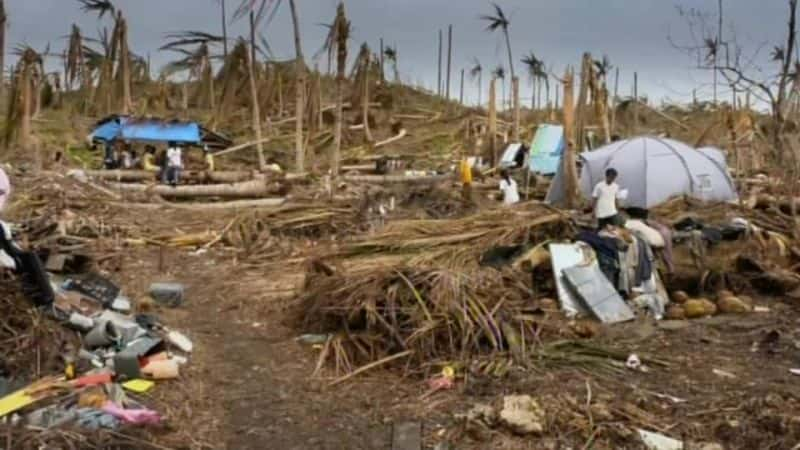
[165,141,183,186]
[499,169,520,206]
[592,168,622,229]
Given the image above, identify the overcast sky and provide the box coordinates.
[6,0,790,106]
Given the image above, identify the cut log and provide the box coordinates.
[108,178,282,199]
[343,174,451,184]
[114,197,286,211]
[85,170,255,183]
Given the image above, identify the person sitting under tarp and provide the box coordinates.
[142,146,159,172]
[103,142,117,169]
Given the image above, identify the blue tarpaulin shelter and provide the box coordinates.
[89,115,232,151]
[528,124,564,175]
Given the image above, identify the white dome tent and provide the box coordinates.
[547,136,738,209]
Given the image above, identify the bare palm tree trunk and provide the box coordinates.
[437,29,442,96]
[504,29,515,80]
[363,56,373,143]
[478,72,482,107]
[277,72,284,117]
[459,69,465,104]
[488,78,497,165]
[118,13,132,114]
[289,0,306,172]
[561,67,579,208]
[379,38,384,82]
[0,0,6,102]
[20,64,32,150]
[221,0,228,59]
[246,26,266,170]
[531,78,536,109]
[512,76,520,141]
[446,25,452,100]
[574,53,592,150]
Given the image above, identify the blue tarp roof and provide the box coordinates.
[90,116,201,144]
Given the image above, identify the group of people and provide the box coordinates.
[103,141,214,187]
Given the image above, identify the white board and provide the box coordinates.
[548,243,590,317]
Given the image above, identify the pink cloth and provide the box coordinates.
[0,167,10,211]
[101,402,161,425]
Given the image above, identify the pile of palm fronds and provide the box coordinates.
[0,426,163,450]
[298,203,573,375]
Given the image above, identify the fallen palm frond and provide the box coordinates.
[298,203,573,375]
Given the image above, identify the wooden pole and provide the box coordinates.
[289,0,306,172]
[460,69,465,104]
[437,29,443,96]
[446,25,453,101]
[633,71,639,135]
[489,78,497,165]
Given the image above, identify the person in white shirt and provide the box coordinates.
[499,169,520,206]
[165,141,183,186]
[592,168,622,229]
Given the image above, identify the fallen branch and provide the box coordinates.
[374,129,408,148]
[113,197,286,210]
[342,174,450,184]
[328,350,413,386]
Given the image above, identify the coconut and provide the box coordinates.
[665,304,686,320]
[671,291,689,304]
[718,296,752,314]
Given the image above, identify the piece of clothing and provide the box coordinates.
[632,234,653,287]
[499,178,520,205]
[166,147,182,168]
[164,167,181,186]
[647,221,675,273]
[592,181,620,219]
[103,145,117,169]
[598,214,622,230]
[266,163,283,173]
[459,159,473,184]
[142,154,158,172]
[625,219,665,248]
[205,153,215,172]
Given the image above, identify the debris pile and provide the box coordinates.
[298,204,571,374]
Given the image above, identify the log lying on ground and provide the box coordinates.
[343,174,451,184]
[114,197,286,210]
[84,170,255,183]
[108,177,283,199]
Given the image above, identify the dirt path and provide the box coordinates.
[168,263,395,450]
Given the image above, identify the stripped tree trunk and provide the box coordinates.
[0,1,6,101]
[20,63,32,150]
[118,12,132,114]
[289,0,306,172]
[247,12,266,170]
[561,67,579,209]
[488,78,497,165]
[362,54,373,142]
[574,53,592,150]
[332,2,349,176]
